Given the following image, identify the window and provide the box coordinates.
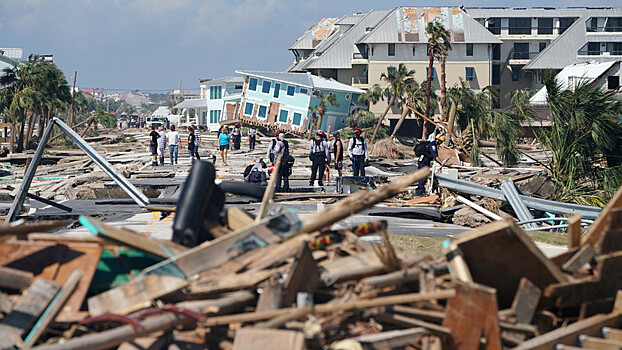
[244,102,254,116]
[234,85,243,90]
[487,17,501,35]
[605,17,622,32]
[300,88,308,94]
[412,45,416,56]
[388,43,395,56]
[492,44,501,60]
[513,42,530,59]
[588,42,600,55]
[273,83,280,98]
[589,17,599,32]
[278,109,289,123]
[466,43,473,56]
[426,67,437,79]
[492,64,501,85]
[537,18,554,34]
[559,17,577,35]
[539,42,547,52]
[249,78,258,91]
[511,66,521,81]
[286,85,295,96]
[209,86,222,99]
[292,112,302,126]
[606,42,622,55]
[209,110,222,123]
[261,80,271,94]
[608,76,620,90]
[258,105,267,119]
[465,67,475,80]
[387,66,397,76]
[509,18,532,35]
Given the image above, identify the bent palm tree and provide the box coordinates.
[423,21,451,138]
[313,90,340,132]
[391,80,435,139]
[351,84,383,125]
[371,63,415,143]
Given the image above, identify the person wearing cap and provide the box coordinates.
[309,130,330,186]
[248,125,257,150]
[232,123,241,150]
[416,133,444,195]
[348,128,368,176]
[332,131,344,178]
[270,132,291,192]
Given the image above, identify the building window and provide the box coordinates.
[537,18,554,34]
[492,44,501,60]
[300,88,308,94]
[278,109,289,123]
[412,45,416,56]
[487,17,501,35]
[511,66,521,81]
[244,102,254,116]
[588,42,601,55]
[273,83,280,98]
[387,66,397,76]
[466,43,473,56]
[605,17,622,32]
[292,112,302,126]
[608,76,620,90]
[286,85,295,96]
[465,67,475,80]
[234,85,243,90]
[426,67,437,79]
[210,110,222,123]
[513,42,530,59]
[492,64,501,85]
[388,43,395,56]
[559,17,577,35]
[606,42,622,55]
[258,105,267,119]
[249,78,258,91]
[539,42,547,52]
[261,80,271,94]
[209,86,222,99]
[589,17,599,32]
[509,18,532,35]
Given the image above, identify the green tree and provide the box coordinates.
[371,63,415,143]
[350,84,383,125]
[313,90,340,131]
[391,80,436,139]
[424,21,451,139]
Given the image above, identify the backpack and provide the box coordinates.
[349,137,366,153]
[243,164,253,179]
[414,141,431,157]
[280,141,295,167]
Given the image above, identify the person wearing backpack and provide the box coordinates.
[266,130,281,163]
[348,128,368,177]
[268,133,291,192]
[309,130,330,187]
[415,134,444,195]
[244,159,267,184]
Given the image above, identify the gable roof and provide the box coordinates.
[235,70,363,94]
[358,6,501,44]
[289,18,340,50]
[524,17,587,70]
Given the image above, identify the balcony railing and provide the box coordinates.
[509,51,541,59]
[352,76,368,85]
[586,26,622,33]
[352,52,368,60]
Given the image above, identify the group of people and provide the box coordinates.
[148,124,180,166]
[308,128,369,186]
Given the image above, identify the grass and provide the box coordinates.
[389,234,446,259]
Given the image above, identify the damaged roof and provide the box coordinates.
[289,17,340,50]
[235,70,364,94]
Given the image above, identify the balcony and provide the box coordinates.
[508,50,541,65]
[351,76,368,88]
[351,52,368,64]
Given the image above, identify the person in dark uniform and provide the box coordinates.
[148,125,160,166]
[308,130,330,187]
[248,125,257,150]
[416,134,444,195]
[347,128,368,176]
[332,131,344,178]
[232,123,241,150]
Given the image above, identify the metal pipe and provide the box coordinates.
[524,223,589,231]
[516,217,594,225]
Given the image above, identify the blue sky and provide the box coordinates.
[1,0,619,91]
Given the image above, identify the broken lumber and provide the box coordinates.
[232,328,304,350]
[584,184,622,246]
[0,266,33,291]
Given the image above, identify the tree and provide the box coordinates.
[438,28,452,118]
[391,80,436,139]
[423,21,451,139]
[312,90,340,132]
[371,63,415,143]
[80,109,116,137]
[350,84,383,125]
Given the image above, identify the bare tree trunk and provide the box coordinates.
[423,50,435,140]
[25,113,35,146]
[316,111,324,131]
[17,117,25,152]
[390,105,411,140]
[445,101,457,146]
[371,94,395,144]
[440,55,447,121]
[9,123,14,154]
[80,119,95,137]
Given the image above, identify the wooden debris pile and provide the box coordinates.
[0,169,621,349]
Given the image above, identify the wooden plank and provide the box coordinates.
[580,336,622,349]
[0,278,60,350]
[567,214,582,249]
[350,328,427,349]
[584,184,622,245]
[562,243,595,277]
[255,305,312,329]
[376,313,452,338]
[604,327,622,341]
[599,208,622,254]
[448,219,567,309]
[232,328,304,350]
[390,305,445,323]
[87,274,188,316]
[579,298,615,320]
[281,243,320,307]
[118,332,172,350]
[79,216,186,259]
[0,241,67,280]
[256,278,284,312]
[514,312,622,349]
[511,278,542,324]
[0,220,71,237]
[227,207,254,231]
[443,282,502,350]
[256,153,281,222]
[0,266,33,291]
[189,269,273,296]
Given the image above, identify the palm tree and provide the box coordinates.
[80,109,116,137]
[371,63,415,143]
[438,30,452,118]
[350,84,383,125]
[313,90,340,131]
[424,21,451,139]
[391,80,436,139]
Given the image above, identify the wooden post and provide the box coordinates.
[445,101,457,146]
[256,154,282,222]
[567,214,582,249]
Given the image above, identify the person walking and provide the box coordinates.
[157,126,167,166]
[309,130,330,187]
[266,130,281,163]
[348,128,368,177]
[219,126,232,165]
[232,123,242,150]
[187,125,197,165]
[415,134,443,195]
[268,133,292,192]
[148,125,160,166]
[332,131,344,178]
[193,125,201,161]
[166,125,179,165]
[248,125,257,151]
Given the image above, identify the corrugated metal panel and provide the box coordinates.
[290,18,340,50]
[236,71,314,88]
[306,10,391,70]
[467,8,622,19]
[524,18,587,70]
[336,14,365,25]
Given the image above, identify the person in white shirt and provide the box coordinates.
[347,128,368,176]
[248,126,257,150]
[157,126,167,166]
[166,125,180,165]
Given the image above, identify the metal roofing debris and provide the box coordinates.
[289,17,339,50]
[436,173,602,218]
[501,179,537,229]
